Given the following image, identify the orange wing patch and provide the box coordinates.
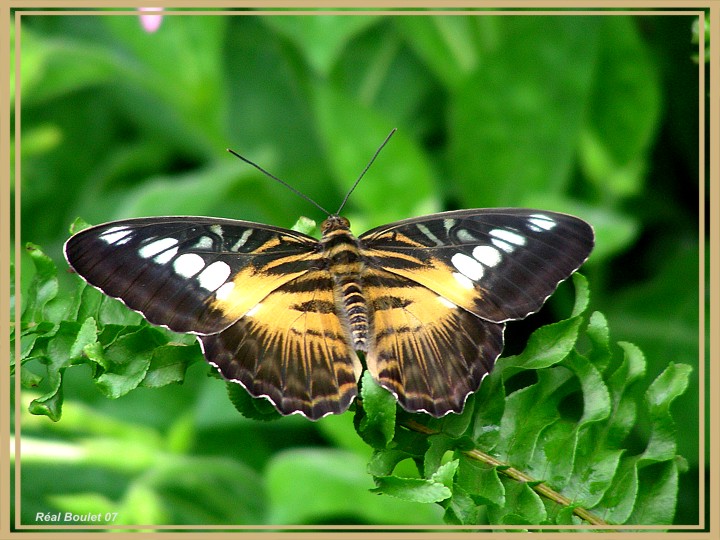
[200,269,362,420]
[363,268,504,417]
[364,248,488,319]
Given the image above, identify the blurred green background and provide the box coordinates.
[11,11,704,526]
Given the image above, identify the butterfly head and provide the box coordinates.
[321,215,351,235]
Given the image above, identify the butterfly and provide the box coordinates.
[64,134,594,421]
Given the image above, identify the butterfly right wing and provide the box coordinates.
[64,216,322,334]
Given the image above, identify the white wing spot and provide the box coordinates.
[194,236,213,250]
[197,261,232,291]
[528,214,557,231]
[416,223,443,246]
[491,238,515,253]
[437,296,457,309]
[489,228,527,246]
[230,229,253,252]
[154,246,178,264]
[215,281,235,301]
[139,237,179,259]
[173,253,205,278]
[472,245,502,267]
[450,253,485,281]
[443,218,456,233]
[453,272,474,290]
[246,303,262,317]
[100,227,133,245]
[210,225,224,236]
[451,252,484,281]
[456,228,478,243]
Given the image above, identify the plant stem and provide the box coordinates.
[403,419,608,527]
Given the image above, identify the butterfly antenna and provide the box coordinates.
[336,127,397,215]
[226,148,331,216]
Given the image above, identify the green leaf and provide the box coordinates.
[423,433,456,477]
[94,327,167,398]
[68,216,92,235]
[367,448,411,478]
[570,273,590,318]
[267,449,443,524]
[563,351,611,426]
[27,384,64,422]
[21,243,59,323]
[24,318,98,421]
[357,371,396,449]
[449,17,601,207]
[501,317,582,372]
[586,311,613,373]
[496,366,574,468]
[431,459,459,491]
[489,481,547,525]
[640,362,692,464]
[469,370,506,449]
[456,455,505,508]
[372,475,451,504]
[140,344,198,388]
[264,15,380,76]
[70,317,99,360]
[443,485,481,525]
[626,460,680,526]
[225,381,282,422]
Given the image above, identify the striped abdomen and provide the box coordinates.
[321,215,369,352]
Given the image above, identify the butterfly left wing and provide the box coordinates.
[199,269,363,420]
[360,208,594,323]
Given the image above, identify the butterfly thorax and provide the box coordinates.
[320,215,369,352]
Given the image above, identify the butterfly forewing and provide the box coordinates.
[360,209,594,323]
[64,217,321,334]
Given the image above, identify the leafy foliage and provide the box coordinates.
[13,244,691,526]
[358,274,690,527]
[12,11,701,528]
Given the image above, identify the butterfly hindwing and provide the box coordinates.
[363,267,504,417]
[360,208,594,323]
[64,217,321,334]
[199,269,362,419]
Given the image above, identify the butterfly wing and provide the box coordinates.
[360,208,594,323]
[199,269,362,420]
[363,268,504,417]
[359,208,593,416]
[64,217,321,334]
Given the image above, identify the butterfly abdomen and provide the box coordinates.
[321,215,370,352]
